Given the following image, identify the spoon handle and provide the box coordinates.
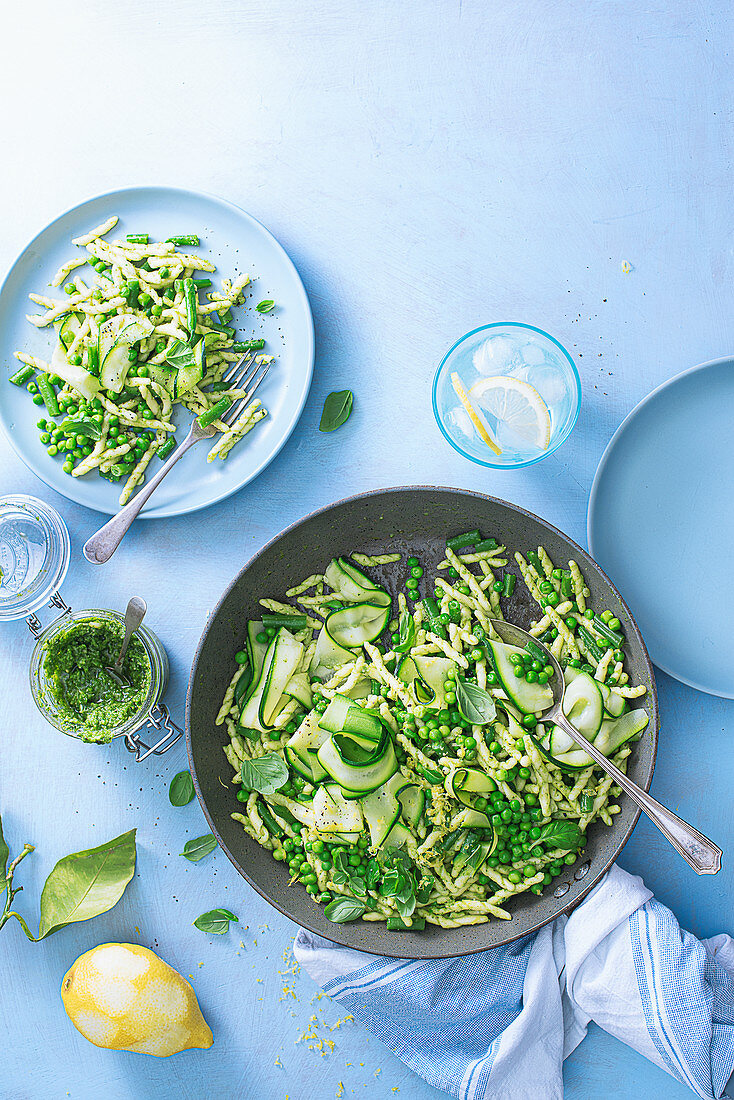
[115,596,147,671]
[552,712,722,875]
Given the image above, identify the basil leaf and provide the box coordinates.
[528,820,583,853]
[240,753,289,795]
[393,608,415,655]
[419,766,444,785]
[169,770,195,806]
[324,896,366,924]
[180,834,218,862]
[379,869,401,898]
[319,389,354,433]
[256,299,275,313]
[397,891,416,920]
[165,339,196,371]
[60,417,102,441]
[349,875,367,897]
[37,829,137,939]
[455,678,497,725]
[365,858,381,890]
[194,907,238,935]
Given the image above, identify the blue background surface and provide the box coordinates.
[0,2,732,1098]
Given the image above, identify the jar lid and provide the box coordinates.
[0,495,70,621]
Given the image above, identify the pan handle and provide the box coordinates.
[124,703,183,762]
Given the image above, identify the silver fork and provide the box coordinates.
[83,354,272,564]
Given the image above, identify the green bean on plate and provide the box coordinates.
[10,215,274,505]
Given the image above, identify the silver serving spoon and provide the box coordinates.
[105,597,147,686]
[489,619,722,875]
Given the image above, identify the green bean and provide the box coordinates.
[193,278,212,289]
[198,396,231,428]
[183,277,198,343]
[419,766,445,785]
[447,529,480,551]
[525,639,547,663]
[577,625,604,662]
[261,613,308,630]
[126,279,139,307]
[591,614,624,646]
[526,550,543,573]
[580,793,594,813]
[209,381,230,392]
[474,538,498,552]
[209,322,236,338]
[8,364,34,386]
[502,573,516,597]
[257,800,285,838]
[386,917,426,931]
[157,437,176,460]
[420,596,447,639]
[561,575,574,599]
[232,339,265,352]
[166,235,200,246]
[126,233,149,244]
[35,374,59,418]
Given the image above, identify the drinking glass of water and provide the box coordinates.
[432,322,581,469]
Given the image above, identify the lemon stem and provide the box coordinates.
[0,844,38,940]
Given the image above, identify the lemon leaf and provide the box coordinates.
[37,829,137,939]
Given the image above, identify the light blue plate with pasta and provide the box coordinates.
[588,357,734,699]
[0,186,314,518]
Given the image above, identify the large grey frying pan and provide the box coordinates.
[186,487,658,958]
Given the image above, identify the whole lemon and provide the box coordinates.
[61,942,213,1057]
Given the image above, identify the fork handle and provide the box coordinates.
[552,711,722,875]
[83,428,200,564]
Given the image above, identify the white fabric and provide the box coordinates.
[295,866,734,1099]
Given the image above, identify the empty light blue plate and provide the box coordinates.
[0,187,314,518]
[588,357,734,698]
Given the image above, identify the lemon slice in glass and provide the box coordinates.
[450,373,502,455]
[469,375,552,451]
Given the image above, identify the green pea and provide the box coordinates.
[47,444,58,456]
[405,577,418,590]
[407,556,418,567]
[537,672,549,684]
[411,565,423,578]
[565,615,577,630]
[508,871,522,884]
[525,670,538,683]
[564,852,577,865]
[234,651,248,664]
[545,592,559,607]
[493,581,503,592]
[236,790,248,802]
[608,617,621,631]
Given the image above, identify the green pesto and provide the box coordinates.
[42,619,151,743]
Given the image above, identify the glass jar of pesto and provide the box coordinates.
[29,608,182,759]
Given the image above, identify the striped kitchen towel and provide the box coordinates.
[294,865,734,1099]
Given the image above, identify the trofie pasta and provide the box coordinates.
[11,218,272,505]
[217,536,648,931]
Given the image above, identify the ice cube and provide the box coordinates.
[447,405,474,439]
[521,342,546,366]
[529,364,567,407]
[472,335,517,375]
